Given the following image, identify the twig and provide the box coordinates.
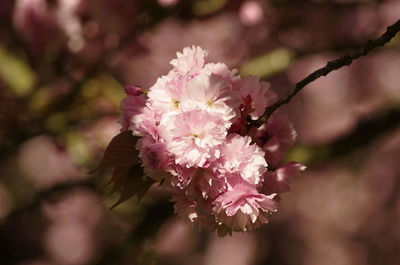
[252,18,400,127]
[291,107,400,165]
[0,180,95,222]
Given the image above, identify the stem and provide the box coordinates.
[252,18,400,127]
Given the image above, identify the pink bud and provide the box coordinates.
[124,85,143,96]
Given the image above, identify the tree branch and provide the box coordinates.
[0,180,95,222]
[290,107,400,166]
[251,18,400,127]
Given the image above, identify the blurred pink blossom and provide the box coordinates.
[45,223,96,265]
[158,0,178,7]
[121,14,247,88]
[204,233,257,265]
[13,0,63,55]
[155,218,195,257]
[18,136,84,189]
[42,190,102,228]
[239,1,264,26]
[287,54,357,143]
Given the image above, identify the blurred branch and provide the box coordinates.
[293,0,386,8]
[94,200,175,265]
[251,18,400,127]
[0,180,95,222]
[289,107,400,166]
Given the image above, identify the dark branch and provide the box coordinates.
[251,18,400,127]
[1,180,95,222]
[292,107,400,166]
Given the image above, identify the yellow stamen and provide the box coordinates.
[173,99,180,109]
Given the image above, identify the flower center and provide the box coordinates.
[172,99,180,109]
[191,133,199,143]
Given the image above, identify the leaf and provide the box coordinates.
[136,179,154,202]
[108,164,154,209]
[92,130,153,208]
[90,130,140,173]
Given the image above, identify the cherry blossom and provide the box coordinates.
[213,183,277,232]
[118,46,304,235]
[159,109,226,167]
[219,134,267,185]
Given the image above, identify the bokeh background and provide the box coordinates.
[1,0,400,264]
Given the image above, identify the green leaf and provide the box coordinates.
[91,130,140,173]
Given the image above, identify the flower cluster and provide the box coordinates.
[120,46,305,236]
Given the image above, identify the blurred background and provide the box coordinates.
[1,0,400,264]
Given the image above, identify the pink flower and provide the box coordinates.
[219,134,267,184]
[159,109,227,167]
[172,194,199,222]
[195,168,228,200]
[234,75,277,120]
[262,161,306,194]
[168,164,198,189]
[170,46,207,76]
[148,75,186,114]
[132,106,160,139]
[138,136,172,180]
[181,73,241,124]
[212,183,277,232]
[256,114,297,167]
[172,193,218,232]
[202,63,239,83]
[114,46,304,235]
